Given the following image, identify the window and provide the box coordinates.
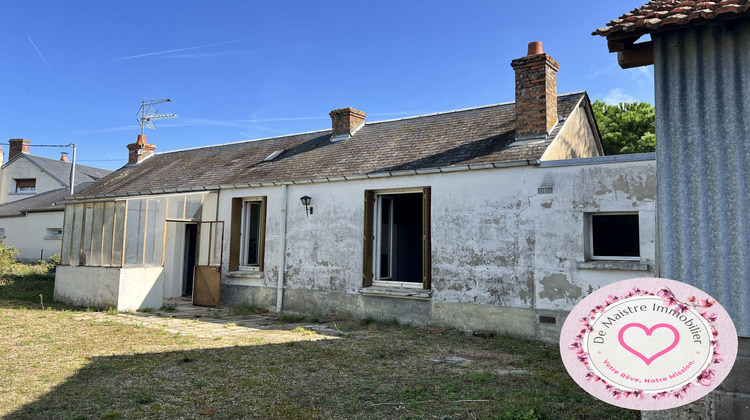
[14,179,35,193]
[587,213,640,261]
[0,228,5,238]
[229,197,266,271]
[45,228,62,239]
[363,187,431,289]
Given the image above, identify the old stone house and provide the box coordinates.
[53,43,657,341]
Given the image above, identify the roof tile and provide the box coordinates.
[593,0,750,38]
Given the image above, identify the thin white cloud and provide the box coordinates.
[602,88,637,105]
[116,39,244,61]
[160,50,262,59]
[27,36,55,76]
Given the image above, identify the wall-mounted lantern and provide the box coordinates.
[300,195,313,216]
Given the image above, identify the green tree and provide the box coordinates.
[592,100,656,155]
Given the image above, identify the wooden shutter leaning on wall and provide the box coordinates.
[228,198,242,271]
[422,187,431,290]
[362,190,375,287]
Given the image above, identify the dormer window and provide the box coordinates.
[14,179,36,194]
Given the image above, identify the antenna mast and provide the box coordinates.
[137,98,177,135]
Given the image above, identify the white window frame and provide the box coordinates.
[373,188,425,289]
[0,228,5,238]
[239,199,263,270]
[586,212,640,262]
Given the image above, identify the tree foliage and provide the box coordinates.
[592,100,656,155]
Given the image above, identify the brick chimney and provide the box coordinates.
[511,41,559,141]
[126,134,157,165]
[8,138,30,161]
[329,107,366,142]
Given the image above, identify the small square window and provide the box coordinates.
[15,179,35,194]
[45,228,63,239]
[0,228,5,238]
[588,213,640,261]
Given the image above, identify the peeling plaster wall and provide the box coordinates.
[218,156,656,339]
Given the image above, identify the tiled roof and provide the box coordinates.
[0,184,92,217]
[593,0,750,38]
[10,154,112,187]
[75,92,586,198]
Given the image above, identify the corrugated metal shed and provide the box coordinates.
[654,21,750,336]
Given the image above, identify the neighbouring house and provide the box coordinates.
[595,1,750,417]
[0,139,111,260]
[53,43,657,341]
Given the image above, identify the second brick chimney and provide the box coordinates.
[329,108,366,142]
[126,134,157,165]
[511,41,559,141]
[8,138,31,161]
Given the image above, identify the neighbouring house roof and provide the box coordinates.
[74,92,589,199]
[593,0,750,39]
[0,184,93,217]
[4,154,112,188]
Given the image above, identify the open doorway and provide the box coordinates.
[182,224,197,297]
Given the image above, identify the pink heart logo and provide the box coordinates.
[618,323,680,366]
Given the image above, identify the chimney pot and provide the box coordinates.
[60,152,69,162]
[329,108,366,141]
[528,41,543,56]
[8,139,31,161]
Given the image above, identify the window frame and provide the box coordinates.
[363,187,431,290]
[45,228,63,240]
[586,212,641,262]
[229,196,267,272]
[14,178,36,194]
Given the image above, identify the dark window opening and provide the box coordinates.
[591,213,640,259]
[378,193,423,283]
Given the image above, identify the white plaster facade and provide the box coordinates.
[0,158,66,204]
[0,211,63,261]
[215,155,656,340]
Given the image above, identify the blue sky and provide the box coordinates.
[1,1,652,171]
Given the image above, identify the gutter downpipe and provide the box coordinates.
[276,184,288,313]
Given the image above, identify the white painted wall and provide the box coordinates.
[54,266,120,308]
[54,265,164,310]
[118,267,164,311]
[0,211,63,261]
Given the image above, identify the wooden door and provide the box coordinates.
[192,221,224,308]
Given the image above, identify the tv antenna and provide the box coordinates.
[137,98,177,135]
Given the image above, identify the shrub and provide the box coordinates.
[0,241,19,272]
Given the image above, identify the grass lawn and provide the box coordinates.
[0,264,639,419]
